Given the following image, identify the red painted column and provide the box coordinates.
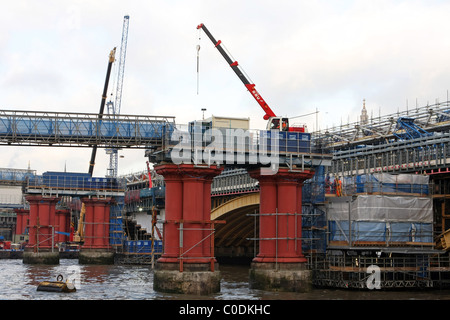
[154,165,183,263]
[55,210,63,243]
[26,198,38,250]
[252,175,278,263]
[56,210,70,243]
[155,163,223,268]
[203,177,214,257]
[94,198,112,248]
[102,201,111,248]
[248,168,314,264]
[81,198,95,248]
[277,177,305,262]
[182,169,205,263]
[15,209,22,237]
[15,209,29,236]
[296,181,305,257]
[39,199,51,248]
[25,196,60,251]
[82,197,112,249]
[93,202,104,248]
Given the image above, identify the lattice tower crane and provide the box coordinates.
[106,15,130,177]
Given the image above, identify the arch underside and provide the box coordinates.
[212,193,260,259]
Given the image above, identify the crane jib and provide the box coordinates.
[245,84,275,118]
[197,23,278,120]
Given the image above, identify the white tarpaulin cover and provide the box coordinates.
[327,195,432,223]
[327,195,433,243]
[372,173,429,185]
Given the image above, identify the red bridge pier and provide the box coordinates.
[79,197,115,264]
[248,167,315,292]
[55,209,70,244]
[153,163,223,295]
[23,195,61,264]
[14,208,29,243]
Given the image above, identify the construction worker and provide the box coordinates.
[325,174,332,194]
[336,176,343,197]
[281,119,288,131]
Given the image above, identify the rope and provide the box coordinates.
[196,29,201,95]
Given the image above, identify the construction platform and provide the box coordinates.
[310,252,450,289]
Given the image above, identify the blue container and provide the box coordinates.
[262,130,310,153]
[153,240,163,253]
[124,241,133,253]
[140,188,153,198]
[123,239,163,254]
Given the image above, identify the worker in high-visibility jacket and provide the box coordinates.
[336,177,343,197]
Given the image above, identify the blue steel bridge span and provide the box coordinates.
[0,109,175,148]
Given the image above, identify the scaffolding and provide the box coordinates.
[330,132,450,176]
[164,219,225,272]
[312,99,450,150]
[310,253,450,289]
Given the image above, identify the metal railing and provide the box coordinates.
[211,168,259,196]
[26,173,126,193]
[158,124,316,160]
[0,109,175,148]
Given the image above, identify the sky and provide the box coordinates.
[2,0,450,176]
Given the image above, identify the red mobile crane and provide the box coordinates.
[197,23,305,132]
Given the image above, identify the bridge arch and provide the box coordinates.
[212,193,259,259]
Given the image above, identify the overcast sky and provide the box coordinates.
[2,0,450,176]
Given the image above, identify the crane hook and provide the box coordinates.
[196,44,201,95]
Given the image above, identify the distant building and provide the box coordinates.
[360,99,369,125]
[0,210,16,241]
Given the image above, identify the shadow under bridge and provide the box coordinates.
[211,192,260,262]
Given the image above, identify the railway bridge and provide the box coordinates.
[0,107,332,294]
[4,98,450,292]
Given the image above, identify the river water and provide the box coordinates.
[1,259,450,301]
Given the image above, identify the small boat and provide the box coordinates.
[37,274,76,293]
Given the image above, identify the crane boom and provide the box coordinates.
[197,23,276,121]
[88,47,116,176]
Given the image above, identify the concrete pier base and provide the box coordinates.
[23,251,59,265]
[249,262,312,292]
[153,262,221,295]
[78,250,115,265]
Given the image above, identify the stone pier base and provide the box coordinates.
[249,262,312,292]
[153,263,221,295]
[23,251,60,265]
[78,250,115,265]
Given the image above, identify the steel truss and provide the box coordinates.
[313,100,450,150]
[331,132,450,176]
[0,109,175,148]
